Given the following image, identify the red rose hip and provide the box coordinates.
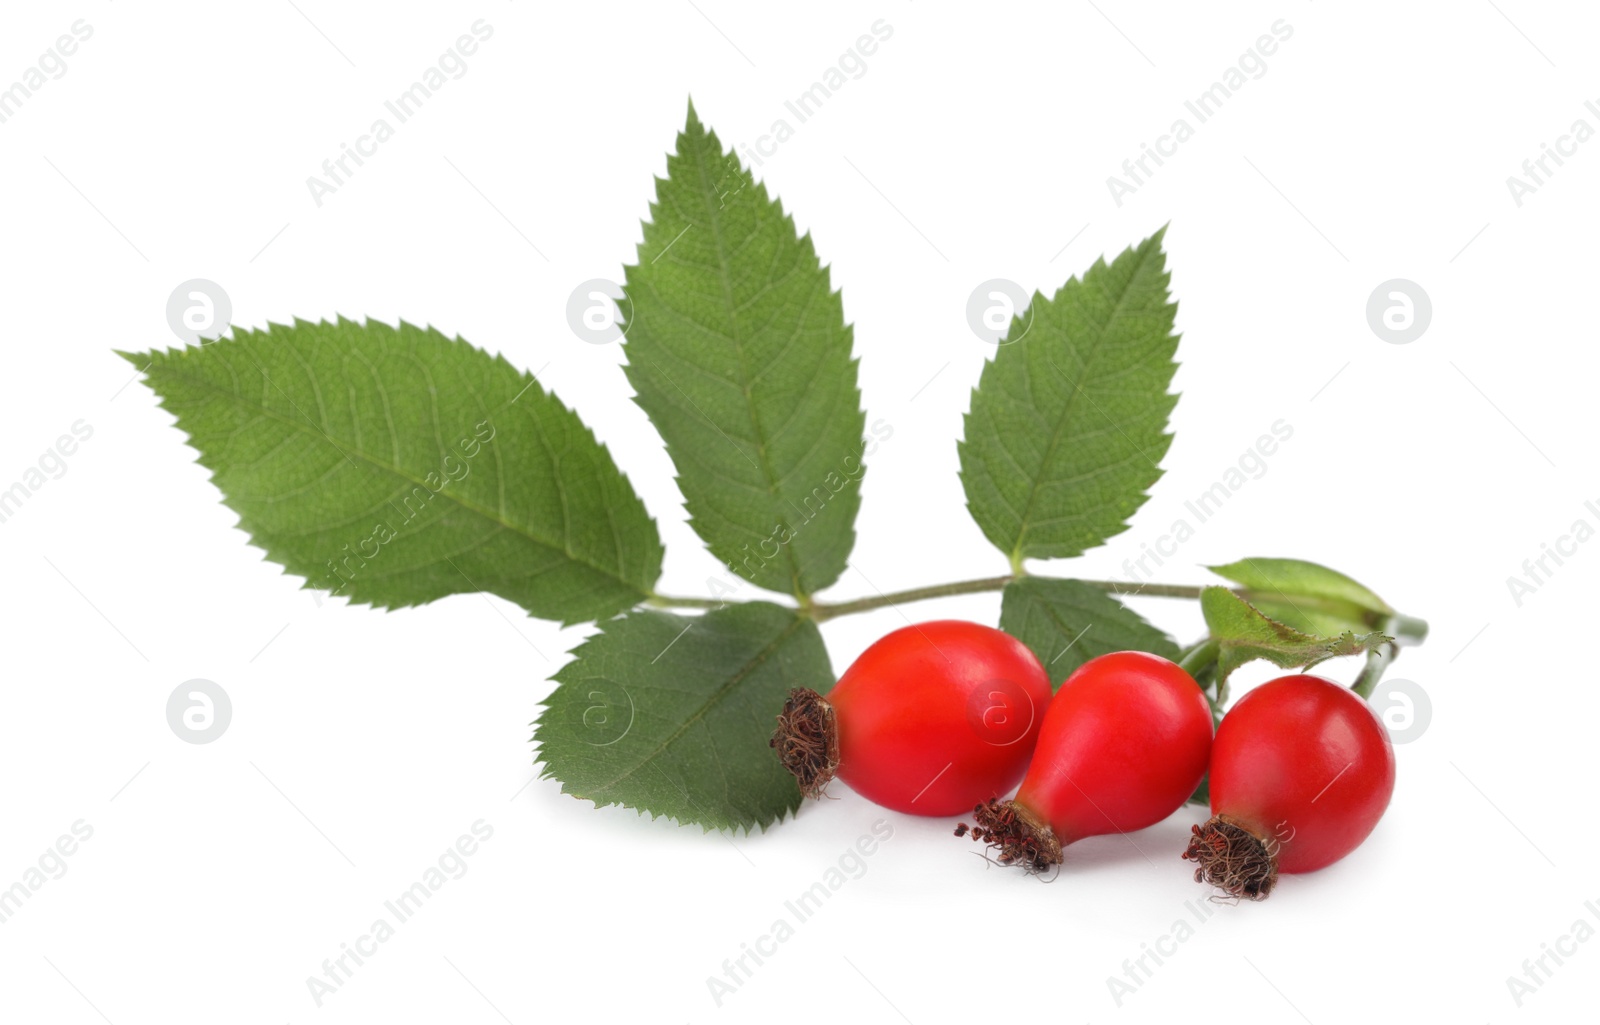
[1183,673,1396,900]
[959,651,1214,871]
[770,620,1051,816]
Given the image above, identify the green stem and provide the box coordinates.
[645,594,726,611]
[1178,639,1220,679]
[1351,641,1396,700]
[651,576,1432,646]
[812,575,1208,619]
[810,575,1016,622]
[1350,611,1419,699]
[1387,612,1429,647]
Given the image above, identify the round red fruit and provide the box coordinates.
[771,620,1050,816]
[1183,674,1396,900]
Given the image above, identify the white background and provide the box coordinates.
[1,2,1596,1022]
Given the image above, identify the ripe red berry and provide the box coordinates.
[1182,674,1396,900]
[959,651,1213,871]
[770,620,1051,816]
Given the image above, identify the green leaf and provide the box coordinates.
[999,577,1179,689]
[123,319,662,625]
[959,229,1179,567]
[1209,557,1391,636]
[621,102,867,600]
[533,601,833,832]
[1200,586,1390,690]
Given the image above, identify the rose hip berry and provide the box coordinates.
[770,620,1051,816]
[959,651,1213,871]
[1182,673,1396,900]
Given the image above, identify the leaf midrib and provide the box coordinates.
[147,353,646,597]
[1008,242,1161,562]
[584,611,808,796]
[686,127,808,600]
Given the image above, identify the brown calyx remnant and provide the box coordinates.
[1181,815,1279,901]
[955,799,1063,872]
[770,688,840,799]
